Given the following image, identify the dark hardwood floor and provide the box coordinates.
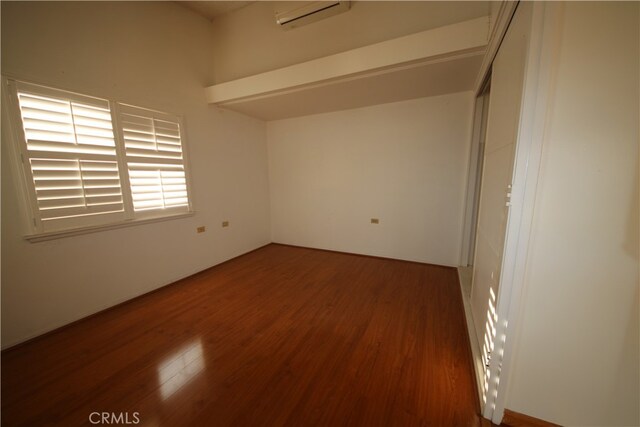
[2,244,487,426]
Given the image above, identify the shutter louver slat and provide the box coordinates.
[125,149,182,160]
[19,96,71,113]
[38,197,86,210]
[39,203,125,220]
[124,157,184,166]
[157,143,182,153]
[124,141,158,151]
[76,135,118,148]
[122,122,153,132]
[85,194,123,206]
[156,138,182,146]
[75,125,116,138]
[73,116,114,130]
[83,180,122,190]
[25,130,75,144]
[123,133,156,144]
[36,188,85,200]
[26,140,116,155]
[32,168,81,180]
[83,187,122,197]
[23,119,74,134]
[34,180,84,190]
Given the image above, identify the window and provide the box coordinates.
[5,79,193,238]
[118,105,190,213]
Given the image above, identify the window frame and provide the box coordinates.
[3,77,195,241]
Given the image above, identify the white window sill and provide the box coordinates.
[24,211,195,243]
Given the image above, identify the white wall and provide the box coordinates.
[505,2,639,425]
[1,1,271,348]
[210,1,491,83]
[267,93,474,266]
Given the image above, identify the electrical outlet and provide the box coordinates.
[222,221,229,228]
[371,218,379,224]
[197,226,206,233]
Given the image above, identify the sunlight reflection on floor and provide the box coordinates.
[157,339,205,400]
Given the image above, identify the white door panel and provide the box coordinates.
[470,1,533,384]
[477,143,515,254]
[483,13,530,154]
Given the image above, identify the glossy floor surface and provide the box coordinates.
[2,244,485,426]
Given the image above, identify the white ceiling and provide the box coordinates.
[179,1,254,21]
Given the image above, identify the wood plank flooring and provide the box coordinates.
[2,244,486,426]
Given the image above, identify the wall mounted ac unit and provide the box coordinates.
[275,1,350,30]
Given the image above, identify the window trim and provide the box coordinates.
[23,211,195,243]
[2,76,196,241]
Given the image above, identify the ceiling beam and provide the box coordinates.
[205,16,489,105]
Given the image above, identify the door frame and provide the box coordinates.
[474,1,520,96]
[480,2,564,423]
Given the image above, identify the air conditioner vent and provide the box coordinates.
[275,1,350,30]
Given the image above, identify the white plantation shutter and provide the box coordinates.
[118,105,191,214]
[13,82,126,231]
[7,79,193,238]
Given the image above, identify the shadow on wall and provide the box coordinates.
[623,160,639,260]
[606,283,640,425]
[611,156,639,424]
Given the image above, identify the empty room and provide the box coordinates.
[1,1,638,426]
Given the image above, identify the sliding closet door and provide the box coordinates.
[470,2,532,382]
